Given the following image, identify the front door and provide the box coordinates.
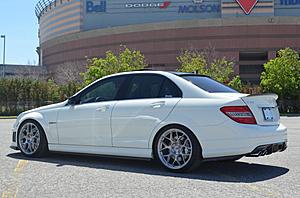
[57,75,126,146]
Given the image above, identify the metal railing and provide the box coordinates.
[35,0,56,19]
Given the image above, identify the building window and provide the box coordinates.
[148,64,165,67]
[239,65,264,85]
[239,51,268,84]
[239,52,268,61]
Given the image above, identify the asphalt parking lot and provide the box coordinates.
[1,118,299,198]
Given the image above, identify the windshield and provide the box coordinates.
[180,75,238,93]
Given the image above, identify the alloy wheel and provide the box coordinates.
[157,128,193,170]
[18,122,41,155]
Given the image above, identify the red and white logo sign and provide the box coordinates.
[160,1,171,9]
[235,0,258,15]
[125,1,171,9]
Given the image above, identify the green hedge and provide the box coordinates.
[0,78,81,116]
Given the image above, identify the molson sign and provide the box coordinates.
[178,0,221,13]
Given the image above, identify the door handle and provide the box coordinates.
[96,105,109,112]
[150,101,165,109]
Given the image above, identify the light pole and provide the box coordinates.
[1,35,5,77]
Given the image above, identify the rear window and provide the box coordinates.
[180,75,238,93]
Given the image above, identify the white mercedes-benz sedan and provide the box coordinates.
[10,71,287,172]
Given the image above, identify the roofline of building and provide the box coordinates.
[41,16,300,48]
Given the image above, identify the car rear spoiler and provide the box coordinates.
[242,93,278,100]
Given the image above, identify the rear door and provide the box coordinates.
[241,94,280,125]
[111,74,182,148]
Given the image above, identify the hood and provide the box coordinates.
[21,101,68,115]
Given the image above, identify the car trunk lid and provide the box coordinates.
[241,94,280,126]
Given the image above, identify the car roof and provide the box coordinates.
[169,71,194,76]
[169,71,210,78]
[132,69,211,77]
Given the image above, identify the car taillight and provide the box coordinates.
[220,106,257,125]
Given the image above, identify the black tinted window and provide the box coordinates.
[124,75,164,99]
[181,76,238,93]
[159,80,182,98]
[79,76,125,104]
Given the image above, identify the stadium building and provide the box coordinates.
[36,0,300,83]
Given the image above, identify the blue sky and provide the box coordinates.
[0,0,39,65]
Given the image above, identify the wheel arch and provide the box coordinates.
[151,123,203,159]
[17,116,50,147]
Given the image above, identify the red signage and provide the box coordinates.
[235,0,258,15]
[160,1,171,9]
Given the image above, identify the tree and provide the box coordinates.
[177,50,208,74]
[228,75,243,92]
[54,61,84,84]
[82,46,147,85]
[177,49,235,83]
[261,48,300,99]
[210,58,234,83]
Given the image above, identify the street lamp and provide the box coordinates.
[1,35,5,77]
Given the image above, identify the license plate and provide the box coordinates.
[262,107,274,121]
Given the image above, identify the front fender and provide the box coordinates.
[17,112,58,144]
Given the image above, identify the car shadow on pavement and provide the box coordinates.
[7,152,289,183]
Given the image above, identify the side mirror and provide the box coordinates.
[67,96,77,106]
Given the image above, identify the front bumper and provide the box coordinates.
[10,145,19,150]
[10,129,18,150]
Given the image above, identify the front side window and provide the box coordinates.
[79,76,125,104]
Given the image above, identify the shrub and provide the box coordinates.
[0,78,80,116]
[228,76,243,92]
[261,48,300,100]
[82,46,147,85]
[177,50,235,84]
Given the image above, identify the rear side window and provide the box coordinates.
[181,75,238,93]
[123,74,182,99]
[159,79,182,98]
[124,75,164,99]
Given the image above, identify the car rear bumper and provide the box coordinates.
[246,141,287,157]
[195,122,288,158]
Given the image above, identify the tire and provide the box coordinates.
[17,120,48,157]
[153,125,203,172]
